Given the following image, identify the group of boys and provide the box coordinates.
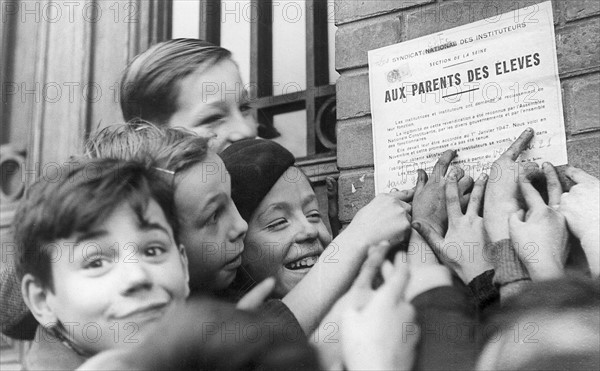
[1,38,599,370]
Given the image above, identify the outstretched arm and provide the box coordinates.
[283,190,413,334]
[341,250,418,371]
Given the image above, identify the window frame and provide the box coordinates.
[199,0,337,161]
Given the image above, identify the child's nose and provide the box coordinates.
[120,263,152,295]
[226,114,258,142]
[294,218,319,244]
[228,205,248,243]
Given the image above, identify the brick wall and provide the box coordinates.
[334,0,600,223]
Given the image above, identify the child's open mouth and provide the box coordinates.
[284,255,320,270]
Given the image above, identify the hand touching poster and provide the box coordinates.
[368,1,566,193]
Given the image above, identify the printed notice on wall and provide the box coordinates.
[368,1,567,194]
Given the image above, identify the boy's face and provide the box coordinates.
[243,167,332,298]
[44,200,189,355]
[167,59,258,153]
[175,153,248,291]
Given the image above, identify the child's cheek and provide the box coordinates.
[320,225,333,246]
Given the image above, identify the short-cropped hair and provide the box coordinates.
[85,120,210,175]
[120,38,231,124]
[14,159,176,291]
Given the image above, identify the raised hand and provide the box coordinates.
[509,163,568,281]
[345,190,414,247]
[312,241,393,370]
[412,150,473,237]
[559,166,600,275]
[284,189,412,336]
[341,250,418,371]
[484,128,536,242]
[413,169,491,284]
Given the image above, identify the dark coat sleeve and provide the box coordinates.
[411,285,483,371]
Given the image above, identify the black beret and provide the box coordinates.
[220,139,295,221]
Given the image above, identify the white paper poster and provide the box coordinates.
[368,1,567,194]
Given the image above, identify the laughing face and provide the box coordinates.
[241,167,332,298]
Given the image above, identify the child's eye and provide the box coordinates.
[307,211,321,221]
[207,209,220,225]
[266,219,287,231]
[240,103,252,113]
[199,208,221,228]
[196,115,225,127]
[84,258,106,270]
[144,245,166,257]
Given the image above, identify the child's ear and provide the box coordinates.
[21,274,58,327]
[178,244,190,297]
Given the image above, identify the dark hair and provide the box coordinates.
[482,275,600,369]
[85,119,210,175]
[14,159,176,290]
[120,38,232,124]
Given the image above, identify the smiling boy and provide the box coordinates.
[85,122,248,292]
[241,166,333,298]
[15,159,189,370]
[221,139,414,334]
[120,38,258,153]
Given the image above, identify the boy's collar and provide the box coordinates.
[24,326,87,370]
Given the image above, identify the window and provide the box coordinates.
[172,0,338,160]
